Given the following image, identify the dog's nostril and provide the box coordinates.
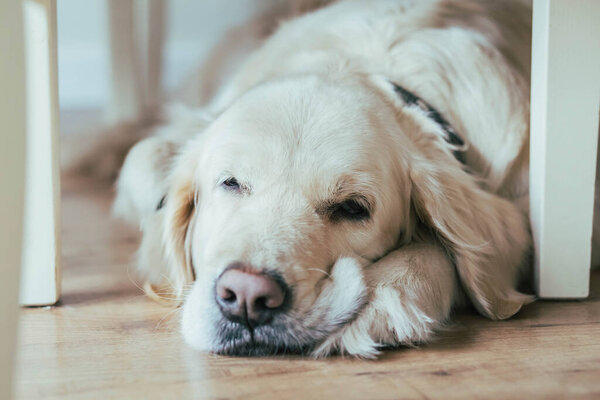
[222,289,236,302]
[257,293,283,309]
[216,285,237,303]
[215,265,287,327]
[254,296,269,310]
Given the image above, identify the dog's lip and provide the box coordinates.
[217,340,307,356]
[216,324,310,356]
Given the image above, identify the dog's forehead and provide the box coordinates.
[206,77,389,178]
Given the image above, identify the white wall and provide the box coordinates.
[57,0,268,114]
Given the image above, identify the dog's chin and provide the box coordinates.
[181,257,369,357]
[212,317,314,356]
[181,305,318,356]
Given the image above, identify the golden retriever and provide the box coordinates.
[115,0,537,357]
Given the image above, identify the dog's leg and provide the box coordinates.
[313,241,459,358]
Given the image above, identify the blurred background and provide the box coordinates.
[57,0,323,180]
[59,0,268,136]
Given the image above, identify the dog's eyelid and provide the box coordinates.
[321,192,372,208]
[341,193,372,209]
[345,195,370,209]
[219,176,251,194]
[319,194,372,222]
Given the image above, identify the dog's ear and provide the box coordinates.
[160,153,198,301]
[408,132,533,319]
[383,85,535,319]
[367,75,533,319]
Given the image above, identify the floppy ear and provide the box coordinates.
[159,153,198,303]
[408,129,533,320]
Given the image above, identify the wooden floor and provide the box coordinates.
[14,177,600,400]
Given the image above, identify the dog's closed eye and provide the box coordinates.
[221,177,242,193]
[329,198,370,222]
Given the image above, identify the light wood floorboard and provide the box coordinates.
[14,177,600,399]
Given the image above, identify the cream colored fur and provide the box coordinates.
[115,0,540,357]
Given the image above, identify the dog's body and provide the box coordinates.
[115,0,556,357]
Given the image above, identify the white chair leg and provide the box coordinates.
[0,0,27,397]
[530,0,600,298]
[138,0,166,119]
[19,0,62,306]
[106,0,166,125]
[106,0,143,125]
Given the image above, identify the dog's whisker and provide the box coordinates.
[306,268,331,278]
[125,262,150,295]
[154,307,183,331]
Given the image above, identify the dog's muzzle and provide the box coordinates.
[201,257,368,356]
[212,263,301,356]
[215,263,289,329]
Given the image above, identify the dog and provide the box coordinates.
[114,0,543,357]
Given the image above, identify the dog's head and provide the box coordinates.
[159,74,529,356]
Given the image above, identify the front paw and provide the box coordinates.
[312,284,446,358]
[312,245,458,359]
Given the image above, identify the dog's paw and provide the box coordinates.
[312,278,447,358]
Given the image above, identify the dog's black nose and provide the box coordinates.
[215,265,286,328]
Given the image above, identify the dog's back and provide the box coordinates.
[211,0,532,199]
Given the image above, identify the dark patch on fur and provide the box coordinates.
[392,82,467,164]
[156,195,166,211]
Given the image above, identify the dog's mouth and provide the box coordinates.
[213,315,315,356]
